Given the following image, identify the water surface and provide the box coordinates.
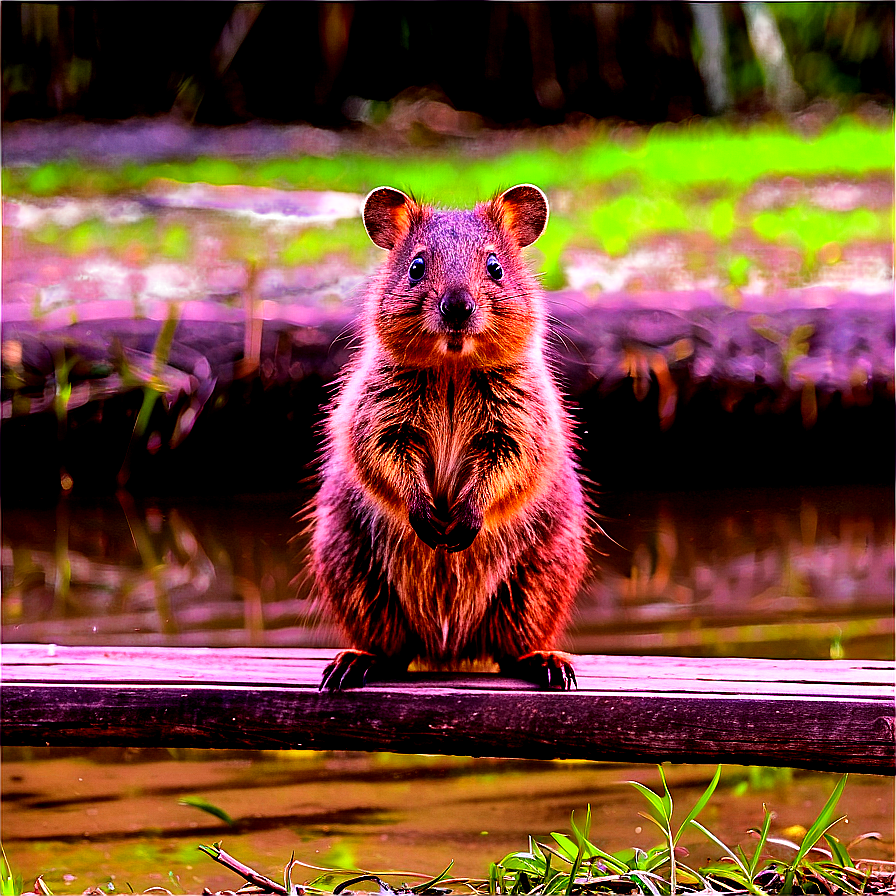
[3,485,892,658]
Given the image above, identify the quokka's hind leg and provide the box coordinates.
[318,573,419,690]
[316,544,420,691]
[314,480,422,690]
[486,532,585,691]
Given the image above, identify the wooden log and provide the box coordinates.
[2,644,893,774]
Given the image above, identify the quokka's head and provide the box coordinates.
[362,185,549,367]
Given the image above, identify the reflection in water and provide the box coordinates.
[578,486,894,658]
[2,486,893,659]
[2,493,324,647]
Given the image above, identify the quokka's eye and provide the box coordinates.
[486,254,503,282]
[408,256,426,283]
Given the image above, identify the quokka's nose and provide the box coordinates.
[439,288,476,328]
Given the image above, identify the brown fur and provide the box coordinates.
[312,185,588,690]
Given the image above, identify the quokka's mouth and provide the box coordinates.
[436,321,479,355]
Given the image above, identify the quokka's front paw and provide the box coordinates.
[445,498,483,552]
[409,492,482,552]
[319,650,410,691]
[319,649,378,691]
[408,492,447,550]
[501,651,577,690]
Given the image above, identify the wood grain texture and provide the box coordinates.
[2,645,893,773]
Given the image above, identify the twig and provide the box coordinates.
[200,846,288,896]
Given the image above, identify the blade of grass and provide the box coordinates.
[179,796,235,826]
[688,821,767,896]
[657,766,674,824]
[563,807,633,883]
[794,775,849,866]
[488,862,499,896]
[674,766,721,846]
[642,848,673,873]
[626,869,664,896]
[501,856,545,875]
[627,781,671,829]
[198,843,287,895]
[566,806,592,896]
[808,863,864,896]
[284,852,298,896]
[781,773,849,896]
[540,843,578,871]
[411,861,455,894]
[674,862,712,891]
[549,834,579,862]
[629,770,676,894]
[540,851,553,889]
[580,845,630,875]
[747,805,774,877]
[1,845,24,896]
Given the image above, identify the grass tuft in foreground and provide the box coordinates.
[196,769,894,896]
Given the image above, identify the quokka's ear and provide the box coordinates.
[363,186,415,250]
[494,184,549,248]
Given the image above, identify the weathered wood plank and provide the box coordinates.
[2,645,893,774]
[5,644,894,686]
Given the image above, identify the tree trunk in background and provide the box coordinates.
[170,1,264,121]
[690,2,731,114]
[743,1,804,111]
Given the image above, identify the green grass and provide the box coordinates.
[192,768,886,896]
[15,192,890,294]
[4,117,893,292]
[2,844,30,896]
[751,205,892,261]
[3,117,892,202]
[494,770,881,896]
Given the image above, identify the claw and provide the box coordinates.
[319,650,413,691]
[501,651,577,691]
[548,657,577,690]
[319,649,377,691]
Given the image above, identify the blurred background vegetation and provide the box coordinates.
[2,3,894,502]
[2,2,893,127]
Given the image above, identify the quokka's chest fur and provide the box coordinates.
[348,359,563,530]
